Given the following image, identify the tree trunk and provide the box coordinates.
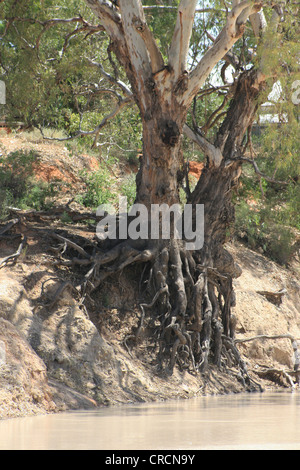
[186,67,265,350]
[75,1,268,387]
[92,67,265,382]
[136,113,185,207]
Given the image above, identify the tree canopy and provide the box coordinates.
[0,1,298,160]
[0,0,299,253]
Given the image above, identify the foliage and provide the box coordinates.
[0,0,299,264]
[234,118,300,265]
[0,0,140,160]
[120,173,136,209]
[234,197,298,265]
[76,166,114,209]
[230,0,300,265]
[0,150,58,218]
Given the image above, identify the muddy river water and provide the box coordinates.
[1,391,300,450]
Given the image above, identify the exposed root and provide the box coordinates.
[0,218,19,237]
[222,335,262,391]
[1,204,293,394]
[0,213,257,390]
[234,334,300,389]
[43,227,260,390]
[123,285,168,353]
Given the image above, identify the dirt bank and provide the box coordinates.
[0,132,299,419]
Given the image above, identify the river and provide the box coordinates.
[1,391,300,450]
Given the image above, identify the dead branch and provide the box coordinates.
[49,233,91,259]
[0,236,27,269]
[256,288,287,306]
[234,333,299,346]
[255,367,296,388]
[8,206,99,223]
[0,218,19,236]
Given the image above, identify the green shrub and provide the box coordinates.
[0,150,58,219]
[267,225,296,265]
[0,188,14,220]
[233,144,299,266]
[234,200,266,250]
[120,173,136,208]
[76,167,114,209]
[234,199,298,265]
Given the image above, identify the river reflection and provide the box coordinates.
[1,391,300,450]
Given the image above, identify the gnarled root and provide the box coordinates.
[50,232,258,390]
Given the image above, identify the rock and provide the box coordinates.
[272,345,293,368]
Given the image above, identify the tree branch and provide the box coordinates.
[84,1,147,110]
[83,0,132,71]
[118,0,154,109]
[60,25,104,56]
[35,17,103,50]
[134,21,165,74]
[183,124,223,168]
[38,95,132,147]
[236,156,289,185]
[168,0,198,79]
[143,6,224,14]
[182,1,263,108]
[249,9,267,36]
[84,0,122,34]
[85,57,133,97]
[2,16,103,51]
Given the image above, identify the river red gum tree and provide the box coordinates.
[82,0,279,382]
[86,0,262,205]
